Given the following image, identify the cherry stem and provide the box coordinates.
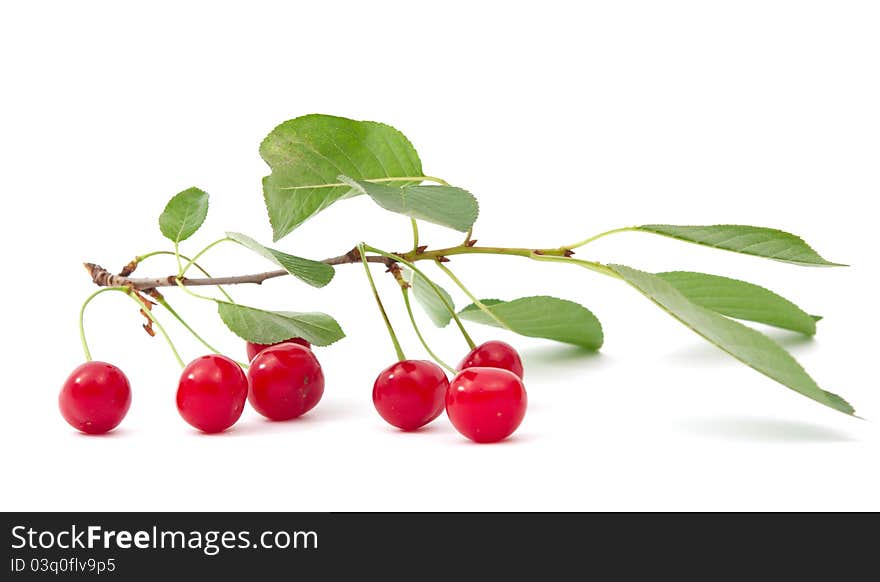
[126,291,186,368]
[434,260,509,330]
[175,279,223,303]
[363,244,476,350]
[78,286,129,361]
[358,243,406,361]
[400,286,455,373]
[154,295,248,368]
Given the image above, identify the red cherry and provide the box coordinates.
[372,360,449,431]
[60,362,131,434]
[246,338,311,361]
[176,355,248,433]
[446,367,527,443]
[457,340,524,378]
[247,343,324,421]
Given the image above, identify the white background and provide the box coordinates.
[1,1,878,511]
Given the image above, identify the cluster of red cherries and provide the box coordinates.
[59,340,527,443]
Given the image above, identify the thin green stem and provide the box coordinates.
[564,226,637,250]
[79,287,129,361]
[135,250,171,262]
[174,242,183,276]
[358,244,406,361]
[411,219,420,253]
[180,237,233,278]
[157,296,248,368]
[401,286,454,373]
[434,261,508,330]
[529,254,622,279]
[134,250,234,302]
[126,291,186,368]
[363,244,476,350]
[175,279,221,303]
[154,296,221,355]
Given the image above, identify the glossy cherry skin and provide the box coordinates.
[246,338,311,362]
[372,360,449,431]
[176,355,248,433]
[446,367,527,443]
[60,362,131,434]
[457,340,524,379]
[247,343,324,421]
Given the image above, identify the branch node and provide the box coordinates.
[344,247,362,263]
[388,263,410,288]
[118,259,139,277]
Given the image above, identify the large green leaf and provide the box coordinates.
[226,232,334,288]
[636,225,844,266]
[261,114,423,241]
[159,187,209,243]
[458,296,604,350]
[217,302,344,346]
[341,177,478,232]
[404,269,455,327]
[657,271,820,335]
[609,264,854,415]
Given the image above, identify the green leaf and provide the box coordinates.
[458,296,604,350]
[159,187,209,243]
[609,264,854,415]
[217,302,345,346]
[341,177,478,233]
[636,224,845,266]
[404,269,455,327]
[226,232,334,288]
[261,114,423,241]
[657,271,819,335]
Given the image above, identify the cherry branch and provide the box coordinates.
[84,244,573,291]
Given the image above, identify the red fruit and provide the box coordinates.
[372,360,449,431]
[457,340,524,379]
[60,362,132,434]
[446,367,527,443]
[176,355,248,433]
[247,343,324,421]
[246,338,311,361]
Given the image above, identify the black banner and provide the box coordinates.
[1,512,872,578]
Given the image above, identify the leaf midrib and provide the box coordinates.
[276,176,434,191]
[170,201,203,241]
